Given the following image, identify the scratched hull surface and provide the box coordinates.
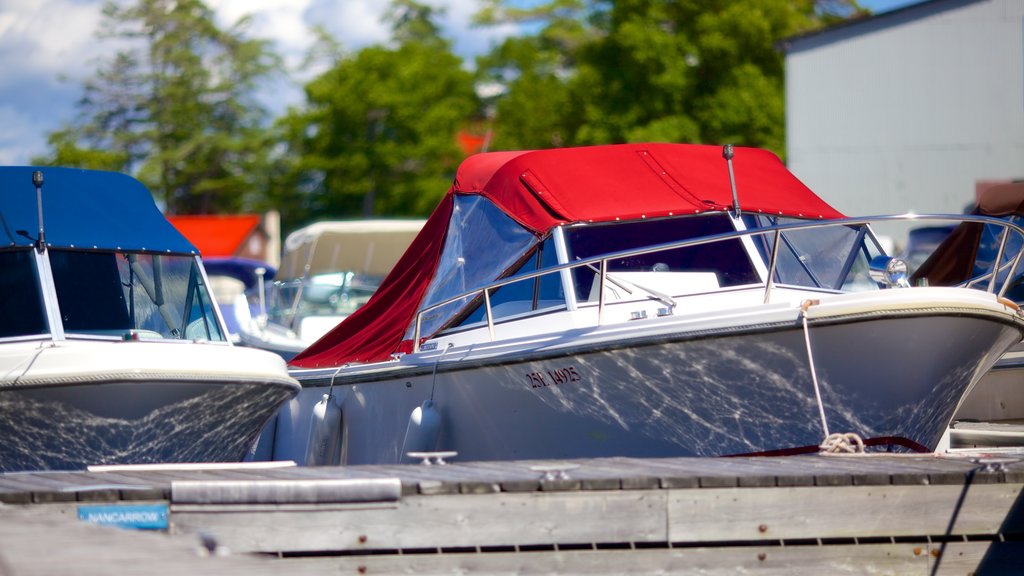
[0,381,296,472]
[0,339,300,472]
[280,311,1021,464]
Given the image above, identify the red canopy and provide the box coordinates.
[290,143,843,368]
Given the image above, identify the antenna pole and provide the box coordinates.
[32,170,45,252]
[723,145,741,219]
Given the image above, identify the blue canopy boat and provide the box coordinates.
[0,167,299,472]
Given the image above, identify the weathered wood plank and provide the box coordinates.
[170,490,670,554]
[0,505,289,576]
[170,478,402,505]
[667,483,1023,542]
[259,541,993,576]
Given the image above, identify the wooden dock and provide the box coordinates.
[1,452,1023,574]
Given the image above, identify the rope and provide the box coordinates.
[429,343,453,402]
[819,432,865,454]
[800,299,830,438]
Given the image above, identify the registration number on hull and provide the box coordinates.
[526,366,581,389]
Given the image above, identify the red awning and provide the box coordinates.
[167,214,261,258]
[290,143,843,368]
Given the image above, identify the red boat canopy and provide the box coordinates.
[290,143,843,368]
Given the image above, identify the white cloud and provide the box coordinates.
[0,0,515,165]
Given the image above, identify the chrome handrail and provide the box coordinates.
[411,213,1024,352]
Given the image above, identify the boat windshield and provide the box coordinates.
[49,249,226,341]
[565,214,760,302]
[411,195,539,339]
[268,271,380,329]
[0,248,48,339]
[745,215,882,292]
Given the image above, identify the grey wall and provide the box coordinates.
[784,0,1024,241]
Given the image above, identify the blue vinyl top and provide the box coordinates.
[0,166,197,254]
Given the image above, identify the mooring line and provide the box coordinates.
[800,299,830,438]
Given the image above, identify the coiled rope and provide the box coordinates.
[819,432,865,454]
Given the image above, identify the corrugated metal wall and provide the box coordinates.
[784,0,1024,244]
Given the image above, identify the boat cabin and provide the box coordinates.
[0,167,226,343]
[290,144,1024,370]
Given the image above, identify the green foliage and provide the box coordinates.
[475,0,864,158]
[36,0,282,214]
[35,0,869,225]
[278,0,478,227]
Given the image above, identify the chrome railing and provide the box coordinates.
[411,214,1024,352]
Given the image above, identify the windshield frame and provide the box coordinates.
[45,248,228,342]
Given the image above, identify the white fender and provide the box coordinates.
[305,392,343,466]
[400,400,441,463]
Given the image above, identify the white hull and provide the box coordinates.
[0,340,299,471]
[279,288,1024,464]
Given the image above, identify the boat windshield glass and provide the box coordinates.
[745,215,881,291]
[445,234,566,330]
[564,214,759,302]
[268,272,380,329]
[0,249,48,339]
[49,249,226,341]
[410,194,538,338]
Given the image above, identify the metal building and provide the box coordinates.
[782,0,1024,243]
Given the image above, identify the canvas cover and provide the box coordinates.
[278,220,426,279]
[290,143,843,367]
[0,166,197,254]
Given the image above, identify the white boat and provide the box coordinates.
[238,219,424,360]
[203,256,275,343]
[271,143,1024,465]
[0,167,300,472]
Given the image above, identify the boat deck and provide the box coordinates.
[2,452,1023,575]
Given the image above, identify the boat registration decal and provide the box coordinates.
[526,366,581,389]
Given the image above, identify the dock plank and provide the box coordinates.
[667,483,1022,542]
[260,541,994,576]
[170,489,670,554]
[2,452,1022,573]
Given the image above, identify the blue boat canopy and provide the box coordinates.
[0,166,197,254]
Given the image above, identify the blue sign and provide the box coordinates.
[77,504,169,530]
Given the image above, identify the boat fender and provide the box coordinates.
[400,400,441,463]
[305,392,343,466]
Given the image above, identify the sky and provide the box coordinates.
[0,0,919,166]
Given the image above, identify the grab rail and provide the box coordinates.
[411,213,1024,352]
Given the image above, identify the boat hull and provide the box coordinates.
[280,306,1023,464]
[0,341,300,472]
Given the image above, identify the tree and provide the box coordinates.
[474,0,866,157]
[277,0,478,226]
[34,0,282,214]
[473,0,597,151]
